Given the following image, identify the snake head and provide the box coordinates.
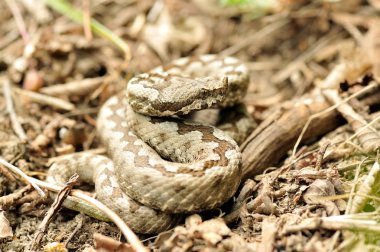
[127,74,229,117]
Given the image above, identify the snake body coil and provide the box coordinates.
[47,55,251,233]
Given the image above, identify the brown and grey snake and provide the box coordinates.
[47,55,253,234]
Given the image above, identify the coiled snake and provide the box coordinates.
[47,55,252,234]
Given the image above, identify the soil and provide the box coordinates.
[1,0,380,251]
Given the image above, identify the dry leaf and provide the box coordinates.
[155,215,244,251]
[170,17,207,53]
[93,233,134,252]
[142,7,173,61]
[190,218,231,237]
[141,6,206,61]
[0,211,13,239]
[303,179,340,216]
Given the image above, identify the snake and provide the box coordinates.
[47,55,253,234]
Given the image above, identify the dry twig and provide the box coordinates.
[0,185,32,210]
[18,190,48,215]
[0,157,45,197]
[93,233,133,252]
[3,78,27,141]
[223,179,256,224]
[0,164,17,182]
[221,18,289,57]
[29,174,79,251]
[315,142,330,171]
[246,177,277,215]
[81,0,93,41]
[340,113,380,150]
[5,0,29,43]
[16,88,75,111]
[44,0,131,63]
[323,89,380,152]
[27,176,148,252]
[291,82,379,159]
[241,93,340,179]
[63,214,86,248]
[39,77,106,96]
[271,32,338,85]
[284,215,380,234]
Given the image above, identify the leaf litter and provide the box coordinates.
[1,0,380,251]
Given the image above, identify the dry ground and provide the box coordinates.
[1,0,380,251]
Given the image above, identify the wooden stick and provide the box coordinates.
[241,84,380,180]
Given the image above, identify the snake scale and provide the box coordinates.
[47,55,252,234]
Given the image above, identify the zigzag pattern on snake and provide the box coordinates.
[47,55,253,234]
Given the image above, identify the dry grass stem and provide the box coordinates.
[39,77,105,96]
[3,1,380,250]
[331,12,374,28]
[5,0,29,43]
[221,18,289,56]
[349,160,380,214]
[15,88,75,111]
[285,215,380,234]
[323,89,380,151]
[3,78,28,141]
[63,215,85,247]
[315,143,330,171]
[341,114,380,150]
[271,32,338,85]
[0,157,45,197]
[26,177,147,252]
[81,0,93,41]
[43,0,132,64]
[345,158,366,215]
[291,82,379,159]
